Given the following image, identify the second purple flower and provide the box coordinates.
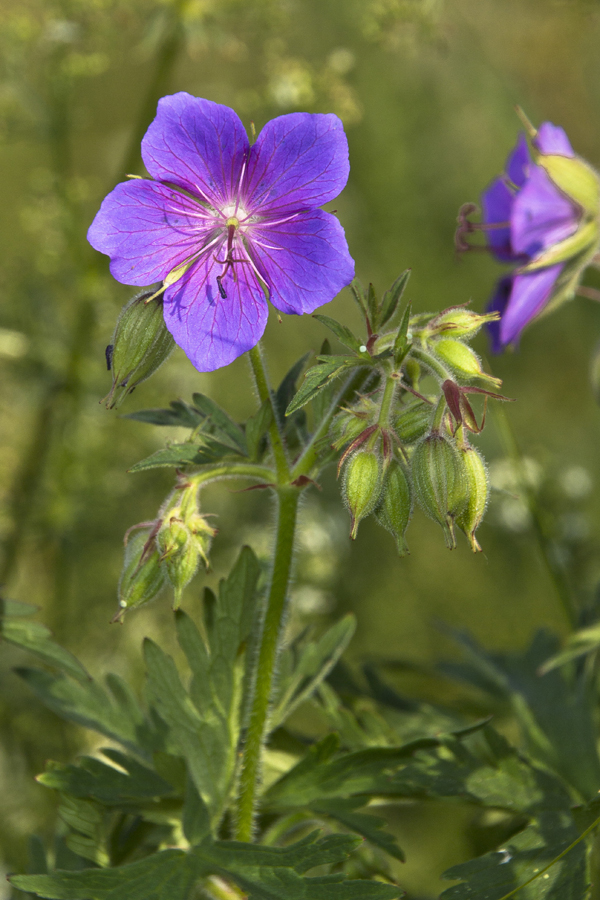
[88,93,355,371]
[458,119,600,351]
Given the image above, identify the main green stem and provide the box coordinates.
[236,487,299,840]
[248,344,290,482]
[235,344,296,841]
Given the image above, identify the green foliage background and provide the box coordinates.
[2,0,600,896]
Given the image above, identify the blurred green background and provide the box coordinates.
[2,0,600,896]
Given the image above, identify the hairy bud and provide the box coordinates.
[428,307,499,339]
[374,458,412,555]
[331,410,370,451]
[157,513,200,609]
[104,289,175,409]
[342,449,383,539]
[116,529,165,620]
[411,433,468,549]
[394,401,432,444]
[455,444,489,552]
[434,338,501,387]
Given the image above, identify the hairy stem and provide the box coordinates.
[291,368,371,480]
[248,344,290,482]
[235,486,299,841]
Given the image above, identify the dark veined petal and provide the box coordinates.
[141,93,250,209]
[534,122,575,158]
[87,179,216,286]
[248,209,354,315]
[511,165,579,258]
[486,275,513,353]
[481,176,515,262]
[506,132,530,187]
[162,251,268,372]
[244,113,349,215]
[499,263,563,347]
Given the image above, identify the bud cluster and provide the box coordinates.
[334,282,504,553]
[115,477,216,620]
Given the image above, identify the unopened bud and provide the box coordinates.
[434,338,501,387]
[157,512,200,609]
[455,444,488,552]
[104,290,175,409]
[374,459,412,555]
[394,401,432,444]
[411,433,468,549]
[187,512,218,568]
[342,449,383,539]
[429,307,499,338]
[116,529,165,620]
[331,410,369,450]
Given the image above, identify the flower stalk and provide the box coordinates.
[236,486,299,841]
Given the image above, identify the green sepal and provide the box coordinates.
[380,270,411,328]
[537,153,600,215]
[313,315,364,354]
[518,218,599,273]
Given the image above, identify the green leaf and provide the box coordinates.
[0,599,88,683]
[275,354,311,422]
[16,666,164,758]
[367,283,378,328]
[380,271,411,328]
[270,616,356,731]
[264,732,439,809]
[349,279,368,318]
[441,629,600,800]
[191,393,248,454]
[246,399,273,461]
[37,749,174,805]
[286,358,369,416]
[124,400,204,429]
[182,771,211,845]
[392,304,412,368]
[309,797,404,862]
[539,622,600,674]
[128,442,230,472]
[147,548,260,818]
[11,833,402,900]
[312,316,363,354]
[441,812,588,900]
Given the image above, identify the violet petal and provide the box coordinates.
[141,93,249,209]
[481,177,514,262]
[506,133,530,186]
[244,113,349,215]
[511,165,579,257]
[249,210,355,315]
[87,180,216,286]
[534,122,575,158]
[499,264,563,346]
[162,253,268,372]
[486,275,513,353]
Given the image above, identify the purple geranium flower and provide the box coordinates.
[457,118,600,352]
[88,93,355,371]
[480,124,584,350]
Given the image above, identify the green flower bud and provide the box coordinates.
[104,289,175,409]
[428,307,499,338]
[331,410,369,450]
[374,458,412,555]
[342,449,383,539]
[157,513,200,609]
[394,401,432,444]
[434,338,501,387]
[411,433,468,549]
[116,529,165,620]
[455,444,489,552]
[187,511,218,568]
